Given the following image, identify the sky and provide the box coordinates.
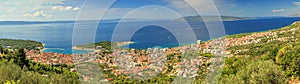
[1,0,300,21]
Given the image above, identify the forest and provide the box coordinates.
[0,39,43,50]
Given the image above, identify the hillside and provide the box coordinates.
[74,22,300,83]
[0,39,43,50]
[218,22,300,83]
[0,45,79,84]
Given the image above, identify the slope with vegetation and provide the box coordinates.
[0,40,80,84]
[220,22,300,84]
[0,39,43,50]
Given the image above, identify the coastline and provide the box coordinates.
[38,22,299,55]
[17,21,300,55]
[116,41,134,47]
[41,43,94,54]
[72,46,95,51]
[72,41,134,51]
[41,43,46,51]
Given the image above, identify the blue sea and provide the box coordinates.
[0,17,300,54]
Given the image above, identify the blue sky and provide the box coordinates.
[1,0,300,21]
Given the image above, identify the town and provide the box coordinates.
[21,22,300,83]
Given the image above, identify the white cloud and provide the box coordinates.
[0,0,81,20]
[52,6,64,10]
[272,9,285,13]
[293,2,300,6]
[52,6,79,11]
[22,13,32,17]
[73,7,80,11]
[34,11,46,17]
[65,6,73,10]
[23,11,53,18]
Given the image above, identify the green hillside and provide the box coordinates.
[0,46,79,84]
[219,22,300,83]
[0,39,43,50]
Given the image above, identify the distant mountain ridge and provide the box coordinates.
[178,16,255,21]
[0,16,295,25]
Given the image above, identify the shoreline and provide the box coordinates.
[31,22,300,54]
[40,43,46,51]
[41,43,95,54]
[116,41,134,47]
[72,41,134,51]
[72,46,95,51]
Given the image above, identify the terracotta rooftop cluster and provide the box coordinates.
[26,50,73,65]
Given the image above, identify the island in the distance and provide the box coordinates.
[177,15,255,22]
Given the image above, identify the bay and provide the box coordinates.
[0,17,299,54]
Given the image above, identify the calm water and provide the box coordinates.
[0,17,299,54]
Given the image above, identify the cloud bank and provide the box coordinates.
[272,9,285,13]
